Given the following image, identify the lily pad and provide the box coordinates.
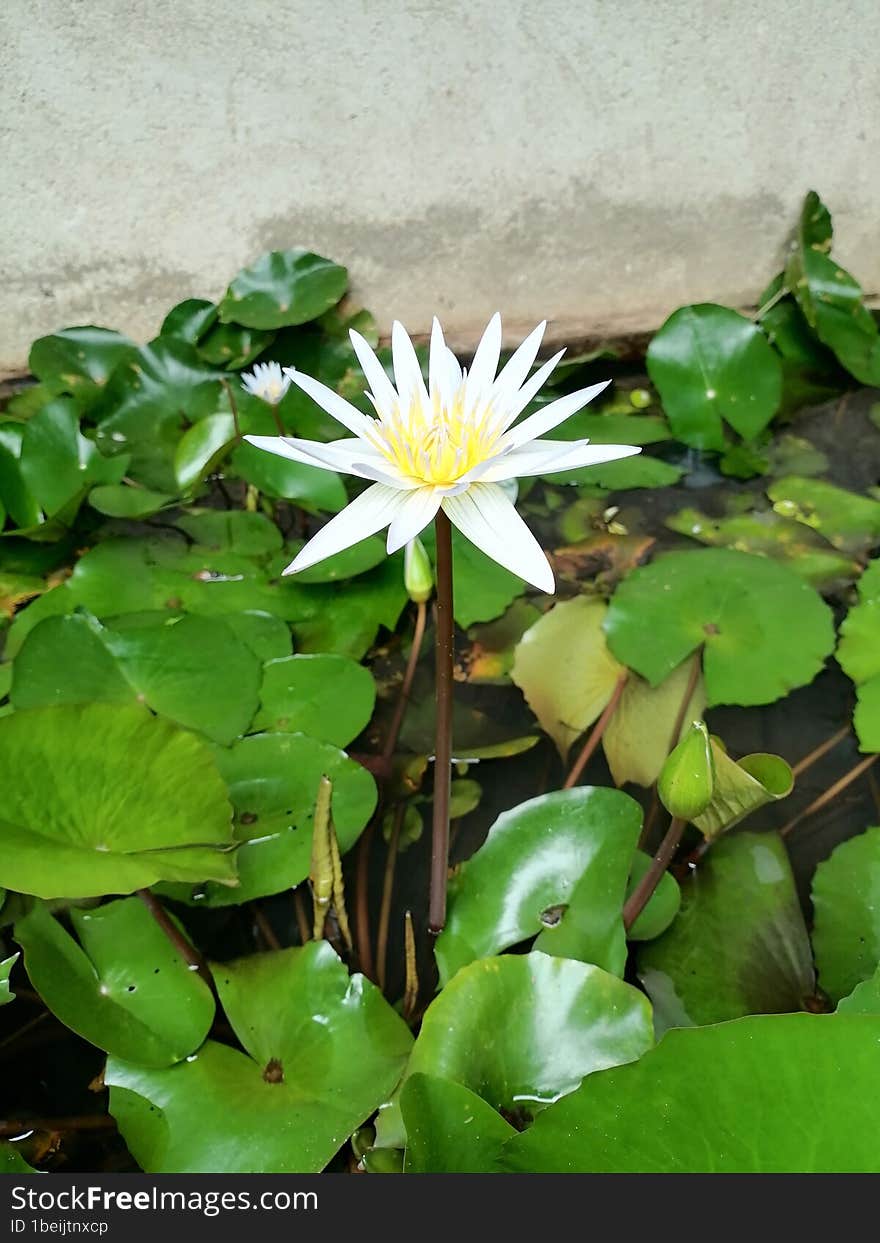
[511,597,625,759]
[175,509,283,557]
[837,965,880,1015]
[449,528,526,627]
[602,657,706,787]
[88,484,174,518]
[400,953,652,1121]
[811,826,880,1002]
[604,548,835,706]
[231,441,348,514]
[0,1144,41,1173]
[253,653,375,746]
[768,476,880,557]
[218,250,348,331]
[401,1075,515,1174]
[646,304,782,451]
[638,832,813,1024]
[16,899,214,1066]
[435,787,644,984]
[624,853,680,941]
[502,1014,880,1172]
[174,413,237,490]
[18,400,128,521]
[107,942,411,1173]
[160,299,218,344]
[29,326,137,410]
[285,535,388,583]
[552,455,682,490]
[0,704,235,898]
[162,732,376,907]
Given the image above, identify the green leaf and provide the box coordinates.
[0,952,18,1006]
[12,612,263,746]
[838,560,880,685]
[223,611,291,662]
[548,411,670,446]
[163,732,376,906]
[646,304,782,451]
[231,441,347,514]
[0,1143,41,1173]
[0,704,235,898]
[160,299,218,344]
[511,597,625,759]
[253,653,374,746]
[400,954,652,1121]
[19,400,127,519]
[175,509,283,557]
[107,942,411,1172]
[88,484,174,518]
[624,853,680,942]
[174,413,237,490]
[286,535,387,583]
[401,1075,515,1174]
[604,548,835,706]
[197,322,275,370]
[768,476,880,557]
[786,191,880,385]
[854,680,880,753]
[218,250,348,330]
[812,825,880,1002]
[291,556,408,658]
[450,529,526,626]
[0,440,42,529]
[638,832,813,1023]
[16,900,214,1066]
[602,657,706,787]
[551,455,683,491]
[691,742,793,839]
[29,327,137,410]
[502,1014,880,1172]
[435,787,644,985]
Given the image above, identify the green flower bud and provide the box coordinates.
[404,537,434,603]
[658,720,715,821]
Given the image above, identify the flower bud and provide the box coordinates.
[658,720,715,821]
[404,537,434,603]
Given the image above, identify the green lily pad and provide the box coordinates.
[231,440,348,514]
[12,611,263,746]
[0,704,235,898]
[175,509,283,557]
[28,326,137,410]
[450,529,526,626]
[0,436,42,529]
[89,484,175,518]
[638,832,813,1024]
[160,300,218,344]
[552,455,683,491]
[812,825,880,1002]
[401,1075,515,1174]
[786,191,880,385]
[290,556,408,659]
[0,951,18,1006]
[0,1144,41,1173]
[837,965,880,1014]
[18,400,127,521]
[174,413,237,491]
[223,611,291,662]
[218,250,348,331]
[768,476,880,557]
[604,548,835,706]
[646,304,782,451]
[511,597,625,759]
[107,942,411,1173]
[548,411,670,446]
[285,535,387,583]
[16,899,214,1066]
[602,657,706,787]
[435,787,644,985]
[253,653,375,746]
[197,322,275,370]
[502,1014,880,1172]
[401,954,652,1121]
[624,853,680,941]
[163,732,376,907]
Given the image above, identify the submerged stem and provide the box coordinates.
[623,817,686,932]
[791,723,851,778]
[377,802,406,990]
[383,600,428,764]
[780,752,879,838]
[136,888,214,990]
[563,672,629,789]
[429,509,455,935]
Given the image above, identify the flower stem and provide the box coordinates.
[779,752,879,838]
[377,802,406,990]
[563,671,628,789]
[136,888,214,991]
[429,509,455,935]
[791,723,851,777]
[623,817,686,932]
[382,600,428,765]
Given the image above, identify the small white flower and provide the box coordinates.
[245,315,639,592]
[241,361,292,405]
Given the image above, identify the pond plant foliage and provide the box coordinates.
[1,191,880,1173]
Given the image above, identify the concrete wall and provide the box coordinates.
[2,0,879,373]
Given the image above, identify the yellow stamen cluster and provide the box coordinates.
[369,393,501,486]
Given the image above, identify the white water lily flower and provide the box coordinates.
[241,361,292,405]
[245,314,639,592]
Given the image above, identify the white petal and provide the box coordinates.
[386,487,443,554]
[284,369,374,438]
[481,439,641,482]
[464,313,502,410]
[429,318,459,409]
[244,434,396,484]
[284,484,407,574]
[349,329,399,418]
[498,349,566,429]
[392,321,429,413]
[504,380,610,449]
[441,483,554,594]
[491,321,546,403]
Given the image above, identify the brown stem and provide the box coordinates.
[791,723,851,778]
[293,886,311,946]
[0,1115,116,1138]
[136,889,213,990]
[563,672,629,789]
[354,824,376,978]
[269,401,286,438]
[779,753,879,838]
[429,510,455,935]
[377,803,406,990]
[623,817,686,931]
[382,600,428,765]
[222,379,242,442]
[251,903,281,951]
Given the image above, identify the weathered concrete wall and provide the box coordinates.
[2,0,879,372]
